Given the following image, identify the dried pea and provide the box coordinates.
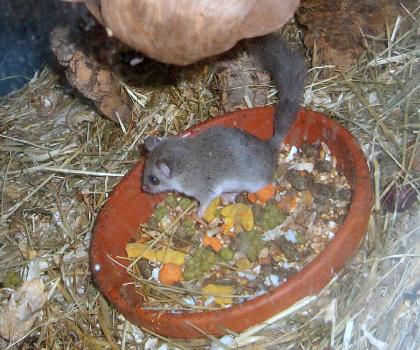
[165,195,178,209]
[179,197,193,211]
[219,247,234,261]
[182,217,195,228]
[154,205,169,220]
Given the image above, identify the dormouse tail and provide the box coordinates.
[248,34,306,149]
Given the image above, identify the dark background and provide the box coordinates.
[0,0,86,95]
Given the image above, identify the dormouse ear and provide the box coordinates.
[144,136,162,152]
[156,159,172,179]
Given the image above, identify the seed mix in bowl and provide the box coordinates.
[122,142,351,311]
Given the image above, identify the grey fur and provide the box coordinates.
[142,34,306,216]
[249,34,307,148]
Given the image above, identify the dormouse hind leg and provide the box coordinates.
[221,192,239,205]
[197,199,211,218]
[197,191,221,217]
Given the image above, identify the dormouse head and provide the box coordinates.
[142,136,176,194]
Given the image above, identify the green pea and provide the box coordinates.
[154,205,169,220]
[219,247,234,261]
[179,197,193,211]
[165,195,178,209]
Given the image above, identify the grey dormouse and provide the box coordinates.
[142,34,307,217]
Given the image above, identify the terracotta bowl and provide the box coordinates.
[90,107,373,338]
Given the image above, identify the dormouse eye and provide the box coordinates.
[148,175,160,185]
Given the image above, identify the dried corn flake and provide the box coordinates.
[126,242,186,265]
[201,284,234,306]
[221,204,254,231]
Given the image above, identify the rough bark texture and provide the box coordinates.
[50,26,132,125]
[215,47,272,113]
[297,0,399,70]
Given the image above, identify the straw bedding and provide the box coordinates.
[0,11,418,350]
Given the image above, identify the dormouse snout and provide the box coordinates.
[142,173,161,192]
[142,183,152,193]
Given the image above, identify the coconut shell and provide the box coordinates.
[77,0,299,65]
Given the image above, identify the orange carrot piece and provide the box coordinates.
[255,184,276,203]
[221,224,236,237]
[158,263,183,285]
[203,235,223,252]
[247,192,258,203]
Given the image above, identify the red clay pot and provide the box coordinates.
[90,107,373,338]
